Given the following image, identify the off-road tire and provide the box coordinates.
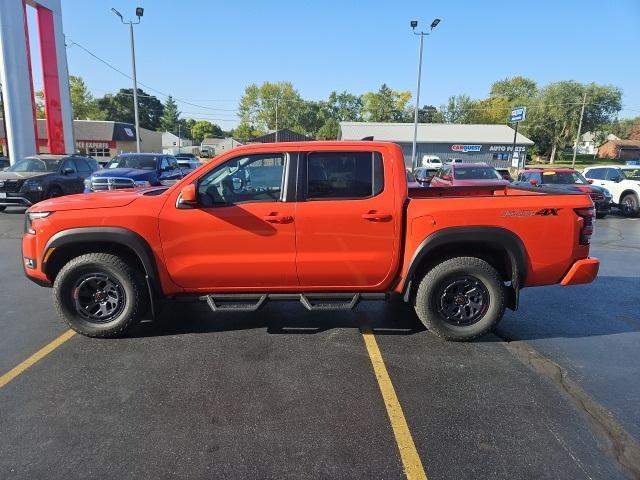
[414,256,506,341]
[53,253,149,338]
[621,193,639,218]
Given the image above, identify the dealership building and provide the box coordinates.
[0,119,162,161]
[339,122,534,168]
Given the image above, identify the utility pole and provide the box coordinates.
[112,7,144,153]
[410,19,440,171]
[572,90,587,169]
[275,96,279,142]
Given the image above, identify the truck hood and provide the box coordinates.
[29,188,159,212]
[0,171,53,181]
[91,168,156,180]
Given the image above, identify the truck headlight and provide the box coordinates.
[21,179,43,192]
[134,180,151,188]
[25,211,52,234]
[84,178,93,190]
[602,188,612,198]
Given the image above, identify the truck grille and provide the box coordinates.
[91,177,136,191]
[0,179,23,193]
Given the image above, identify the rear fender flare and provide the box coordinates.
[401,227,529,307]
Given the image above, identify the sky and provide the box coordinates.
[26,0,640,129]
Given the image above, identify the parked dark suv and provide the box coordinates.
[85,153,185,191]
[0,154,98,211]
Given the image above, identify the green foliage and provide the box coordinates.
[69,76,105,120]
[239,81,305,132]
[97,88,164,130]
[316,118,340,140]
[190,120,223,143]
[361,84,412,122]
[490,76,537,101]
[607,116,640,140]
[230,122,263,141]
[159,96,180,133]
[440,95,478,124]
[417,105,443,123]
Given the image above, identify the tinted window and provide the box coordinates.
[108,155,158,170]
[198,153,285,207]
[605,168,622,181]
[584,168,604,180]
[168,157,179,169]
[61,159,76,172]
[453,167,502,180]
[541,171,587,185]
[8,158,60,172]
[306,151,383,200]
[74,158,91,174]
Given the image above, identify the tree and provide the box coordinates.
[190,120,223,143]
[324,91,362,122]
[316,118,340,140]
[159,96,180,133]
[69,76,105,120]
[524,81,622,163]
[97,88,164,130]
[439,95,478,124]
[178,118,197,140]
[608,116,640,140]
[231,122,264,141]
[417,105,443,123]
[238,81,305,132]
[490,76,537,101]
[361,84,412,122]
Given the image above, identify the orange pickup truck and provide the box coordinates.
[22,141,599,341]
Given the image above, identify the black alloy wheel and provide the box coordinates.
[434,275,490,326]
[72,273,126,323]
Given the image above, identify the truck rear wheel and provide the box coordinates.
[53,253,149,338]
[414,257,506,341]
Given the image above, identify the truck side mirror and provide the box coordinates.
[178,184,198,206]
[587,179,594,184]
[530,179,538,186]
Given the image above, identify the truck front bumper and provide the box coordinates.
[560,258,600,286]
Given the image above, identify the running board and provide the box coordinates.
[200,293,386,313]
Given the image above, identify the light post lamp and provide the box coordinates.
[410,18,440,171]
[112,7,144,153]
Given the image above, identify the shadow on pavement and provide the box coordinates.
[127,297,428,338]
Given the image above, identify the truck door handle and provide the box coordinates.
[361,211,392,221]
[262,213,293,224]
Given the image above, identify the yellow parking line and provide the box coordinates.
[0,329,76,389]
[361,327,428,480]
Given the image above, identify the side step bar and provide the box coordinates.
[199,293,387,313]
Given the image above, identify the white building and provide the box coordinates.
[575,132,620,155]
[162,131,193,155]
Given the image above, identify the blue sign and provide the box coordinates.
[510,107,526,123]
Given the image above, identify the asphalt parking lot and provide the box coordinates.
[1,209,639,479]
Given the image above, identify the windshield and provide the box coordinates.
[8,158,60,172]
[455,167,502,180]
[107,155,158,170]
[622,168,640,180]
[542,171,588,185]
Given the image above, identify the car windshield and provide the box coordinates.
[541,171,588,184]
[622,168,640,180]
[107,155,158,170]
[455,167,502,180]
[8,158,61,172]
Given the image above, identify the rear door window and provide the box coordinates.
[306,152,383,200]
[74,158,91,174]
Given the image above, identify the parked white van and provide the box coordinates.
[421,155,442,169]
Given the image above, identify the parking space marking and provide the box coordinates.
[0,329,76,389]
[361,327,428,480]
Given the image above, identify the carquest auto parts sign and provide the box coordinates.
[451,144,482,152]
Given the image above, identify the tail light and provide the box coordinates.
[574,207,595,245]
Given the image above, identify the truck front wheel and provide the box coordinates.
[53,253,149,338]
[414,257,506,341]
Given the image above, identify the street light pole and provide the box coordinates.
[572,90,587,169]
[410,19,440,171]
[112,7,144,153]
